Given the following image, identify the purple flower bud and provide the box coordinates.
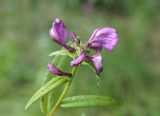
[70,32,76,41]
[49,18,74,52]
[88,28,119,51]
[49,19,67,45]
[70,32,80,45]
[47,64,72,77]
[89,54,103,75]
[70,52,86,67]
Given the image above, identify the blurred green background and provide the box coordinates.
[0,0,160,116]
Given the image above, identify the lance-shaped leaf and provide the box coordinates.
[61,95,120,108]
[49,49,74,58]
[25,77,70,110]
[40,49,70,113]
[40,73,53,113]
[40,93,49,113]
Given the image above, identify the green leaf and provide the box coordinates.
[49,49,74,58]
[40,93,49,113]
[61,95,120,108]
[25,77,70,110]
[39,43,74,113]
[40,73,53,113]
[40,49,70,113]
[48,90,57,111]
[40,90,57,113]
[62,95,117,102]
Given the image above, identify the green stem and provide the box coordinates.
[47,67,77,116]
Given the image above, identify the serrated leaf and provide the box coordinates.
[40,74,53,113]
[40,49,70,113]
[25,77,70,110]
[61,100,118,108]
[48,90,57,111]
[49,49,74,58]
[61,95,120,108]
[40,93,49,113]
[40,90,57,113]
[62,95,116,102]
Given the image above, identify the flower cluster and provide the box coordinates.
[48,18,119,76]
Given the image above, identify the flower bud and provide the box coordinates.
[49,18,74,52]
[47,64,72,77]
[70,32,80,45]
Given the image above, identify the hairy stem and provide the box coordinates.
[47,67,77,116]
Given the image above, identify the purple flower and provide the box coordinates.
[70,52,86,67]
[49,20,119,75]
[47,64,72,77]
[87,28,119,51]
[69,27,119,75]
[49,18,74,52]
[88,54,103,75]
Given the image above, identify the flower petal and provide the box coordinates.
[47,64,72,77]
[70,52,86,67]
[89,54,103,75]
[88,28,101,41]
[87,42,102,51]
[88,28,119,51]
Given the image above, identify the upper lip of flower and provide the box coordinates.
[87,27,119,51]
